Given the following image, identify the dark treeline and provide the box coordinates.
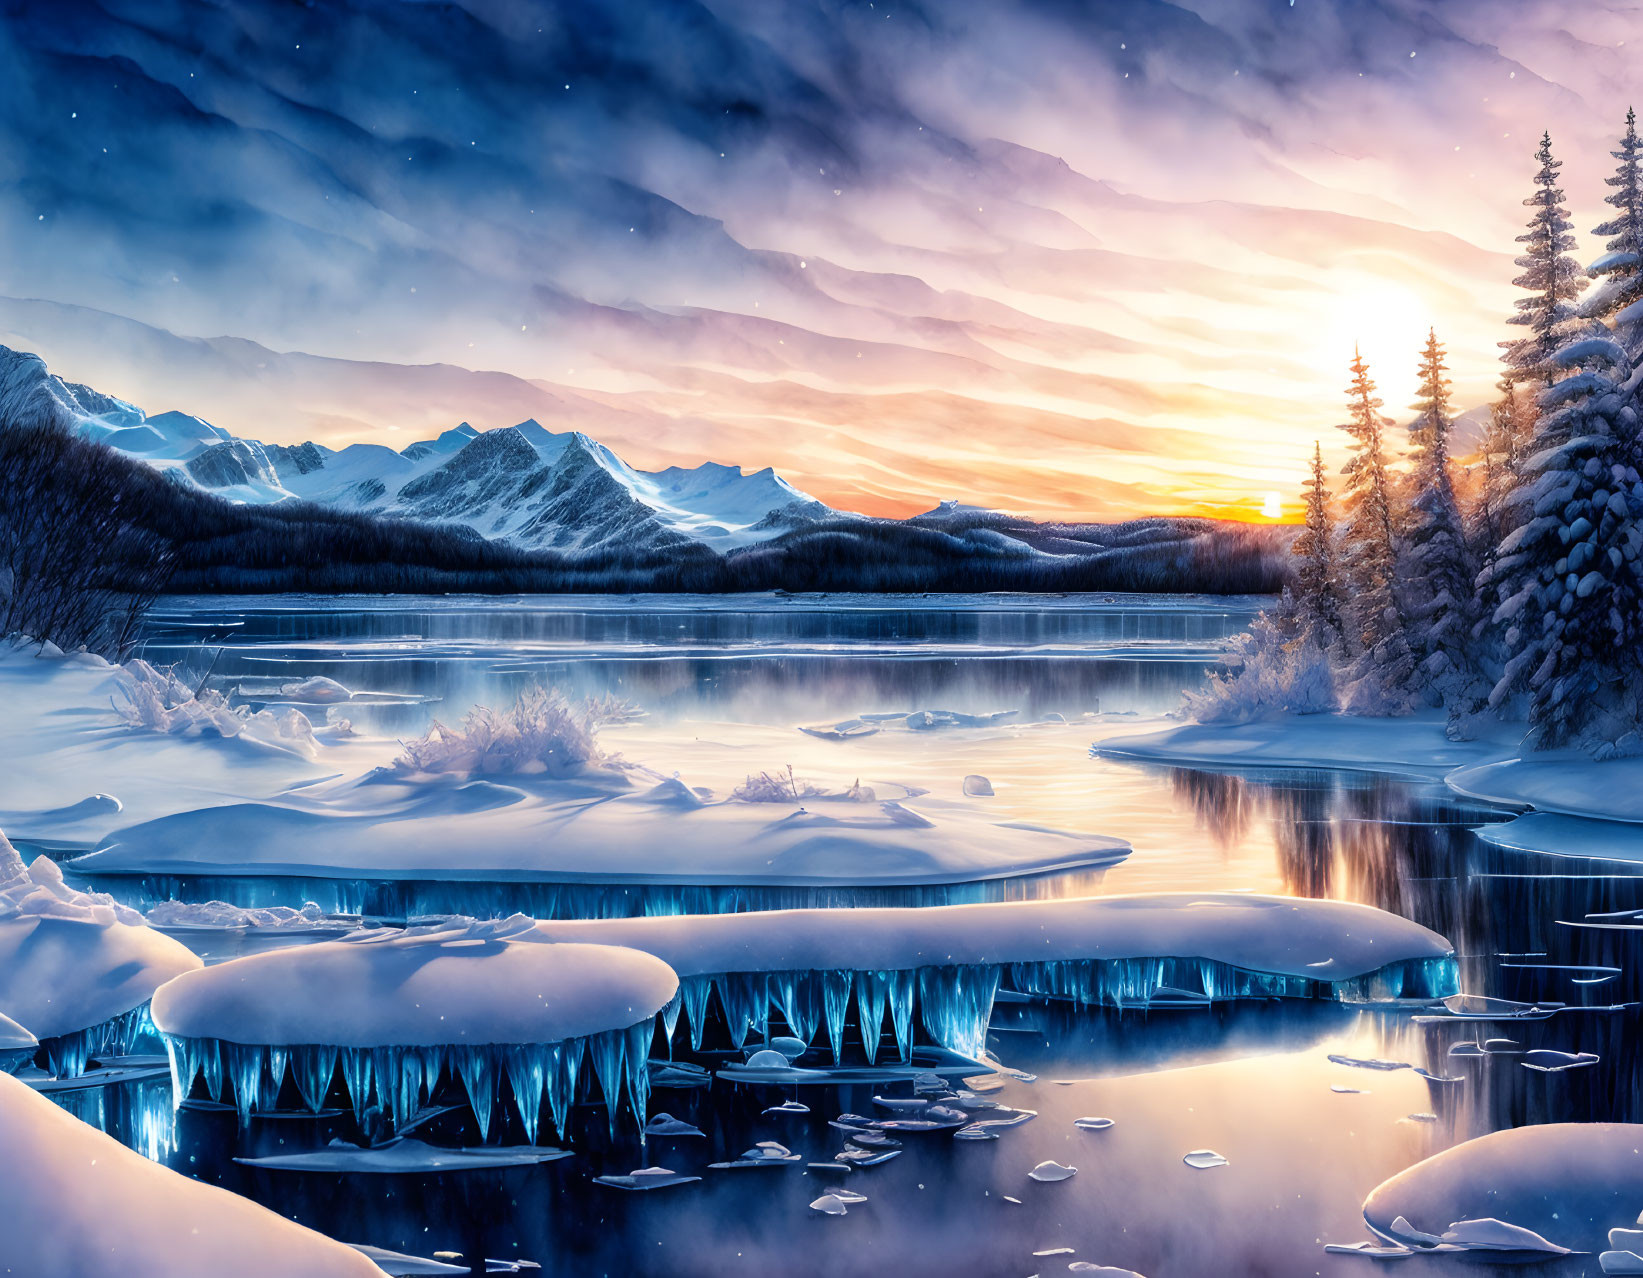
[0,410,1290,656]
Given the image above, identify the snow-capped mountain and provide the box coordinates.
[0,345,834,556]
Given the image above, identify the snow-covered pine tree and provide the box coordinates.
[1402,329,1477,710]
[1501,132,1587,389]
[1584,108,1643,359]
[1486,329,1643,753]
[1336,349,1416,714]
[1291,441,1344,651]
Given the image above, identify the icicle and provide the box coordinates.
[589,1029,628,1140]
[855,973,888,1065]
[341,1047,374,1127]
[822,970,852,1064]
[624,1019,653,1130]
[163,1035,192,1108]
[918,964,1000,1060]
[886,970,915,1062]
[457,1047,496,1141]
[223,1042,265,1126]
[660,990,682,1048]
[681,977,712,1052]
[770,970,820,1045]
[715,974,766,1049]
[547,1040,579,1141]
[506,1044,545,1145]
[293,1044,338,1112]
[391,1050,423,1130]
[201,1036,222,1101]
[265,1046,289,1110]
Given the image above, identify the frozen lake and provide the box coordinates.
[63,593,1643,1276]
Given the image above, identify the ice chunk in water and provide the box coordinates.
[711,1142,801,1169]
[1067,1267,1146,1277]
[1440,1217,1570,1255]
[1600,1250,1643,1274]
[593,1166,702,1191]
[744,1049,791,1069]
[836,1147,901,1166]
[769,1036,808,1059]
[1183,1150,1229,1169]
[764,1100,810,1115]
[1522,1050,1599,1072]
[962,775,994,797]
[954,1124,998,1140]
[1330,1085,1367,1094]
[1028,1160,1077,1182]
[810,1194,849,1215]
[644,1113,704,1138]
[1075,1116,1114,1130]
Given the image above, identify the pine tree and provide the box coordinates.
[1585,107,1643,356]
[1402,329,1477,708]
[1485,329,1643,752]
[1291,442,1344,650]
[1336,349,1415,713]
[1501,132,1587,388]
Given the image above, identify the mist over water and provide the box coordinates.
[81,593,1643,1276]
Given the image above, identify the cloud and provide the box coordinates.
[0,0,1637,518]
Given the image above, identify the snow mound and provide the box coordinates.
[151,917,678,1048]
[0,1071,380,1277]
[1449,754,1643,823]
[1364,1123,1643,1256]
[0,831,200,1047]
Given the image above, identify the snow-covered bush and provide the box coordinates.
[395,685,638,776]
[1182,612,1339,724]
[110,659,322,757]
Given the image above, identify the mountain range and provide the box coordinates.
[1,344,834,558]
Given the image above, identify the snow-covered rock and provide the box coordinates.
[0,1071,380,1277]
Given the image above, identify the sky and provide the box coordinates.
[2,0,1642,522]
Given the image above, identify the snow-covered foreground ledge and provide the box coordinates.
[534,893,1458,1059]
[1359,1123,1643,1259]
[1094,714,1517,779]
[66,772,1130,915]
[151,916,678,1141]
[0,833,200,1076]
[0,1072,380,1278]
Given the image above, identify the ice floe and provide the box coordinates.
[1364,1123,1643,1256]
[710,1141,802,1169]
[593,1166,701,1191]
[150,916,677,1139]
[68,768,1130,911]
[234,1137,572,1173]
[533,893,1456,1060]
[0,832,200,1075]
[1029,1161,1077,1182]
[1182,1150,1229,1169]
[0,1071,380,1277]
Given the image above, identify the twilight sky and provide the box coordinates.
[2,0,1641,521]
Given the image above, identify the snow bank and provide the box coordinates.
[1096,714,1515,778]
[0,1072,381,1278]
[112,659,325,758]
[0,643,335,846]
[70,773,1130,890]
[151,916,677,1048]
[1449,754,1643,823]
[0,831,200,1058]
[144,899,353,930]
[1363,1123,1643,1256]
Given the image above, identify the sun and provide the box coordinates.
[1260,492,1283,520]
[1315,280,1433,415]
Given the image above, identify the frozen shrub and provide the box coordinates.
[110,659,320,757]
[395,684,638,776]
[1182,614,1339,724]
[732,765,827,803]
